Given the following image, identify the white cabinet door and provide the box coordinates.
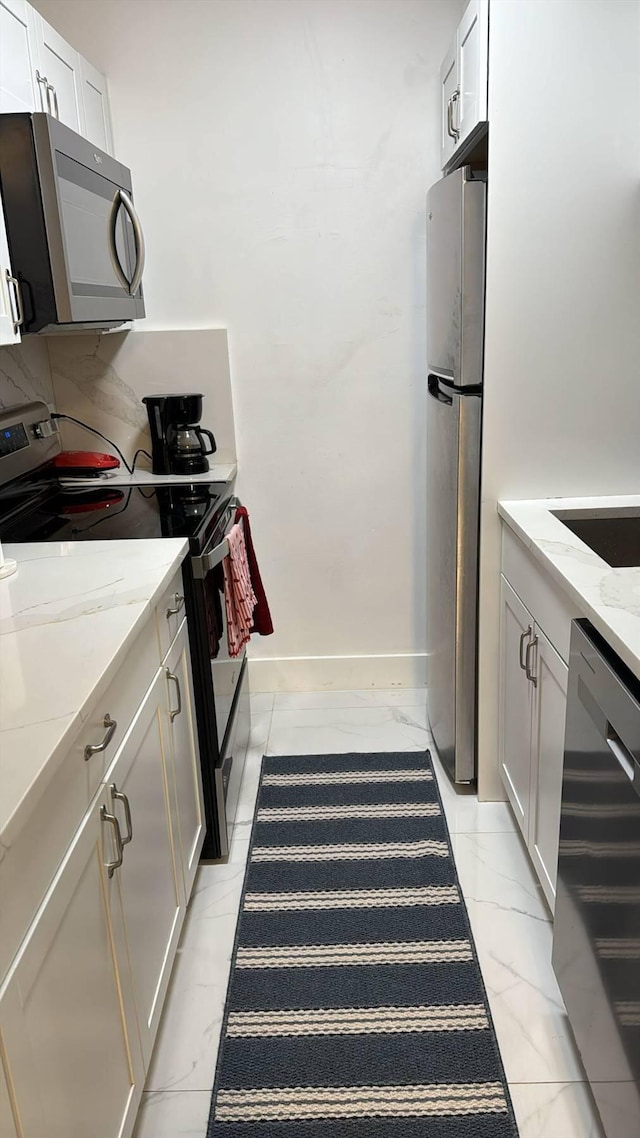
[457,0,488,147]
[499,575,534,837]
[440,38,458,170]
[27,9,85,134]
[164,620,205,903]
[0,197,23,347]
[0,0,37,113]
[105,668,184,1067]
[529,626,568,911]
[0,793,143,1138]
[79,54,114,154]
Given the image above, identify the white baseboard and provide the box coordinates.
[247,652,427,693]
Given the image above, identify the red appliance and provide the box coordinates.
[50,451,120,477]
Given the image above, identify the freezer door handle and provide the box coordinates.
[428,373,453,405]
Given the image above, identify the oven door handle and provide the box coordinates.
[192,535,229,579]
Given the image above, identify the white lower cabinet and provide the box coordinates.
[499,572,568,910]
[164,620,205,902]
[0,601,206,1138]
[0,791,144,1138]
[105,666,184,1068]
[499,577,534,833]
[529,628,568,904]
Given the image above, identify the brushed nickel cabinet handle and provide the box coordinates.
[451,88,460,139]
[519,625,532,671]
[101,806,123,877]
[5,271,25,334]
[525,635,538,687]
[110,784,133,846]
[84,714,117,761]
[35,70,48,112]
[166,592,185,619]
[47,82,59,119]
[446,95,456,140]
[166,669,182,721]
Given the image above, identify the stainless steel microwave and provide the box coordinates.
[0,113,145,334]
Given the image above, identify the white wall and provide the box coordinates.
[478,0,640,797]
[35,0,461,691]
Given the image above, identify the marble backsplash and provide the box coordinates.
[48,329,237,465]
[0,339,55,412]
[0,329,236,470]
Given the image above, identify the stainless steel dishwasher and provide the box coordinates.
[553,619,640,1138]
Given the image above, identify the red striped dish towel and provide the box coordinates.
[222,522,257,658]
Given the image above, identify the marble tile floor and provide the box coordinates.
[133,688,605,1138]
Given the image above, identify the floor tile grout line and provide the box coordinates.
[506,1080,592,1086]
[262,702,275,754]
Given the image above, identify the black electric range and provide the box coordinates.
[0,402,249,861]
[0,474,233,550]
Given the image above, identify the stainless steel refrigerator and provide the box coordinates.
[426,166,486,784]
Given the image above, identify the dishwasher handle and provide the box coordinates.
[606,726,638,784]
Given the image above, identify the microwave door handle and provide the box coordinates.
[108,191,132,292]
[118,190,146,296]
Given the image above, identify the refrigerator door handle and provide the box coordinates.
[428,373,453,405]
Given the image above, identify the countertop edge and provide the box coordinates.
[0,538,189,849]
[498,498,640,680]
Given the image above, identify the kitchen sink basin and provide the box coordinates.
[552,509,640,568]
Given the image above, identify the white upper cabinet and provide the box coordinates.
[457,0,488,146]
[79,54,114,153]
[440,39,459,171]
[0,0,36,112]
[0,195,23,346]
[440,0,489,170]
[0,0,114,154]
[27,9,85,133]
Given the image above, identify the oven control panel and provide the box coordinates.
[0,422,29,457]
[0,401,61,484]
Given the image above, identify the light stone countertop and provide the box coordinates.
[57,463,237,488]
[0,538,188,847]
[498,495,640,680]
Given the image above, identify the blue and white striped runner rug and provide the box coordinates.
[207,750,519,1137]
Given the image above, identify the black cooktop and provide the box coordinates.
[0,476,234,553]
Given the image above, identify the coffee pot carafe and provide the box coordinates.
[169,424,217,475]
[142,393,217,475]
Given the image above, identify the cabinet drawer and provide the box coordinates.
[80,613,159,777]
[501,525,582,663]
[155,567,187,661]
[0,616,158,980]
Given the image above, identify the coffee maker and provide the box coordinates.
[143,394,217,476]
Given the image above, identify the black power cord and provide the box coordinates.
[51,414,152,475]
